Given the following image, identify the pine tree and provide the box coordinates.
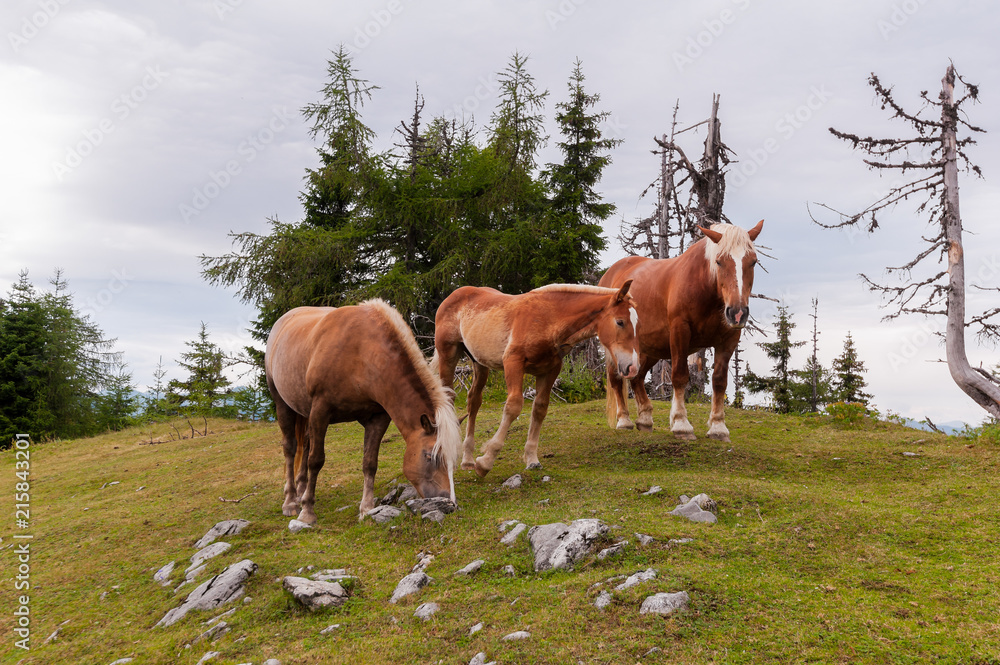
[831,332,872,405]
[743,305,805,413]
[96,360,140,431]
[166,323,233,417]
[789,298,830,412]
[538,58,621,285]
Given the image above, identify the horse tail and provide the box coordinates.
[428,349,440,378]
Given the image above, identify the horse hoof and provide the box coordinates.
[461,461,477,471]
[673,431,697,441]
[707,432,731,443]
[282,504,299,517]
[525,462,542,470]
[296,510,318,525]
[616,420,635,430]
[474,461,491,478]
[637,423,653,432]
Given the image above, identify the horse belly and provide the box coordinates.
[458,317,510,370]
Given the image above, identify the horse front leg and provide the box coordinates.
[669,351,696,441]
[523,366,559,469]
[297,408,329,525]
[707,345,735,442]
[462,362,489,471]
[632,356,657,431]
[475,362,525,478]
[270,388,302,517]
[359,412,392,516]
[605,351,634,429]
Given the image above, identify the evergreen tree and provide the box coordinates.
[166,323,234,417]
[830,332,872,405]
[743,305,806,413]
[96,360,140,431]
[789,298,831,412]
[538,58,621,285]
[0,273,51,442]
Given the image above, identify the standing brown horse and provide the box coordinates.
[599,221,763,442]
[434,283,638,477]
[264,299,461,523]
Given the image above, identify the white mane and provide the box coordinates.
[704,223,755,279]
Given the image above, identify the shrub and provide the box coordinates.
[825,401,867,429]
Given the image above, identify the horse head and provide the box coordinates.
[404,404,460,504]
[699,220,763,329]
[597,279,639,379]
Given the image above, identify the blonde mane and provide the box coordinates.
[703,223,755,278]
[359,299,461,471]
[533,284,619,296]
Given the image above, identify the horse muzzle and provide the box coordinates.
[724,305,749,329]
[616,351,639,379]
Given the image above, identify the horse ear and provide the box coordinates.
[747,219,764,241]
[420,414,435,435]
[699,226,724,244]
[616,279,633,303]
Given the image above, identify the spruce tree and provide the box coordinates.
[743,305,805,413]
[831,332,872,405]
[166,323,233,417]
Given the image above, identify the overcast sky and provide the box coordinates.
[2,0,998,426]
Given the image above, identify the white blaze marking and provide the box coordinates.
[629,306,639,330]
[730,246,747,296]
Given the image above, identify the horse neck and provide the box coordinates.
[542,292,610,345]
[369,345,437,439]
[674,241,723,306]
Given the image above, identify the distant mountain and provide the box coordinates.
[902,419,969,436]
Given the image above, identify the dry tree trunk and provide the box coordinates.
[941,67,1000,419]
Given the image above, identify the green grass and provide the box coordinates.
[2,401,1000,664]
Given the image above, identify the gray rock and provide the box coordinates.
[204,607,236,626]
[469,653,497,665]
[469,621,484,636]
[594,590,613,610]
[498,519,521,532]
[502,565,516,576]
[194,519,250,549]
[320,623,341,634]
[454,559,485,576]
[195,651,220,665]
[422,510,446,523]
[283,576,349,610]
[288,519,313,533]
[389,572,432,603]
[668,537,693,546]
[311,569,357,586]
[397,484,419,503]
[156,559,257,627]
[262,660,282,665]
[193,620,229,644]
[154,561,176,587]
[502,630,531,641]
[412,552,434,572]
[187,542,231,574]
[405,497,457,517]
[641,485,663,496]
[669,494,718,523]
[501,474,523,489]
[365,505,402,523]
[640,591,690,615]
[597,540,628,560]
[186,564,207,583]
[542,475,551,482]
[527,519,609,572]
[615,568,657,591]
[499,522,527,545]
[634,532,655,545]
[413,602,439,621]
[109,660,134,665]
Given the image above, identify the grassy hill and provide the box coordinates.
[2,400,999,664]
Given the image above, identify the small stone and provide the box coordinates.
[640,591,690,615]
[644,647,662,656]
[405,497,457,517]
[262,660,282,665]
[414,602,439,621]
[668,537,693,546]
[903,451,919,457]
[469,653,488,665]
[193,620,229,644]
[194,519,250,549]
[195,652,220,665]
[498,520,520,532]
[501,474,523,489]
[670,495,718,524]
[188,543,231,574]
[186,564,207,583]
[109,660,134,665]
[594,590,613,610]
[282,577,349,610]
[500,523,527,545]
[542,475,551,482]
[154,561,176,587]
[320,624,341,634]
[365,505,402,523]
[412,552,434,572]
[390,572,432,603]
[288,519,313,533]
[156,560,257,627]
[469,621,484,636]
[634,532,654,546]
[454,559,485,576]
[615,568,657,591]
[597,541,628,560]
[641,485,663,496]
[502,630,531,641]
[502,565,516,576]
[422,510,446,523]
[528,519,609,572]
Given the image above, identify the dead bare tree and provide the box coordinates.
[811,64,1000,419]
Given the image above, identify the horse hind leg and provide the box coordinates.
[294,415,310,504]
[297,408,329,525]
[270,386,302,517]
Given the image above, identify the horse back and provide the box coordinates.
[436,286,517,370]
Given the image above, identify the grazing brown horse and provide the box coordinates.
[599,221,763,442]
[264,299,461,523]
[434,282,638,477]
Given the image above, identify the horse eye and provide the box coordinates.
[616,319,625,328]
